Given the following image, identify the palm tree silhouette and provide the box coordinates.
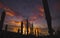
[42,0,53,36]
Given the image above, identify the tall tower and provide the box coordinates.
[42,0,53,35]
[21,21,23,34]
[0,10,6,31]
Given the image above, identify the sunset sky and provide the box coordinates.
[0,0,60,31]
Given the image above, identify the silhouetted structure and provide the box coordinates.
[18,28,20,33]
[35,29,36,36]
[21,21,23,34]
[26,18,29,35]
[0,10,6,31]
[42,0,53,35]
[5,24,8,31]
[30,23,33,34]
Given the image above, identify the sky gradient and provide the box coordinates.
[0,0,60,31]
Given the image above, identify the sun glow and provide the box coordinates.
[6,20,48,36]
[8,25,43,36]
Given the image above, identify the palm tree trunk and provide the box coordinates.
[42,0,53,35]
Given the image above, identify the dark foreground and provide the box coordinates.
[0,31,60,38]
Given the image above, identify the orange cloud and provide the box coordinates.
[37,5,44,17]
[6,12,14,16]
[39,7,44,16]
[29,15,38,22]
[0,2,15,16]
[40,12,44,16]
[8,20,21,26]
[4,8,15,16]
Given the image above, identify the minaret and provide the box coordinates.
[0,10,6,31]
[42,0,53,35]
[21,21,23,34]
